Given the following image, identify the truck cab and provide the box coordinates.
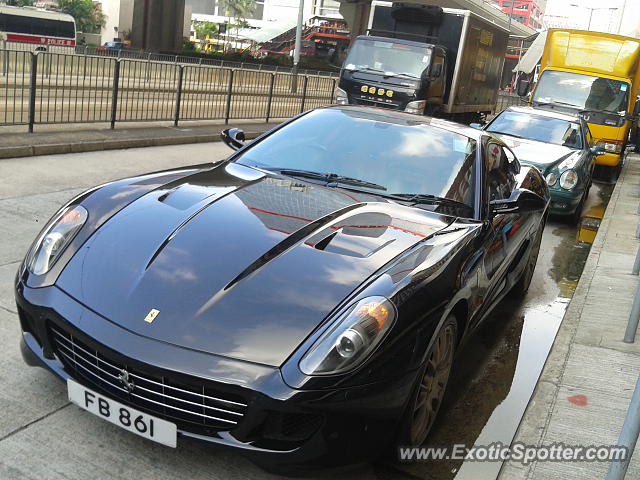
[335,2,509,123]
[336,36,446,114]
[529,29,640,174]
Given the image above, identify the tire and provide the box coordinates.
[567,194,586,226]
[396,315,458,447]
[511,216,545,297]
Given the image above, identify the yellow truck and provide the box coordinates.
[522,29,640,178]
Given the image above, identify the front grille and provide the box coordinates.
[351,97,400,109]
[49,325,248,434]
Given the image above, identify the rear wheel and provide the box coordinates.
[397,316,458,446]
[511,216,545,297]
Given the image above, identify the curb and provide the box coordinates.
[0,129,267,160]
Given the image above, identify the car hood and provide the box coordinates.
[57,163,452,367]
[495,134,581,172]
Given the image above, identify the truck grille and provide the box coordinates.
[49,325,248,433]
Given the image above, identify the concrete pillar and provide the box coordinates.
[339,1,371,41]
[131,0,186,52]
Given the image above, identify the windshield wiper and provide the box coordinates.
[383,72,420,79]
[535,100,581,109]
[272,168,387,191]
[489,131,526,140]
[390,193,472,210]
[347,66,385,74]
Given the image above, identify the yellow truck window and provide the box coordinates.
[533,70,629,114]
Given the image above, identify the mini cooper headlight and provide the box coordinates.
[299,296,396,375]
[559,170,578,190]
[545,172,558,187]
[27,206,88,275]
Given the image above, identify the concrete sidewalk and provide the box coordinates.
[499,153,640,479]
[0,119,281,159]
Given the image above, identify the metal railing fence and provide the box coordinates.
[2,41,340,78]
[0,50,337,132]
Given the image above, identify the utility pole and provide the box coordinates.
[291,0,304,92]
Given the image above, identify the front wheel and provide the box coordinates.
[396,315,458,446]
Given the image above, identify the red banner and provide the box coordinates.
[6,33,75,47]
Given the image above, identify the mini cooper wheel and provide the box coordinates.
[400,315,458,446]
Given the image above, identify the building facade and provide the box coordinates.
[187,0,341,29]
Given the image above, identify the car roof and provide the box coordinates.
[323,105,485,141]
[505,105,581,123]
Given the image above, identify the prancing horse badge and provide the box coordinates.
[144,308,160,323]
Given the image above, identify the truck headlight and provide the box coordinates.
[596,140,622,153]
[404,100,426,115]
[334,86,348,105]
[26,206,88,275]
[559,170,578,190]
[299,296,396,375]
[545,172,558,187]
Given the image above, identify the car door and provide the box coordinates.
[478,139,528,312]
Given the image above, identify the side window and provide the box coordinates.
[486,142,515,201]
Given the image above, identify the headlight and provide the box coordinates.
[559,170,578,190]
[27,206,88,275]
[299,296,396,375]
[596,140,622,153]
[334,86,348,105]
[405,100,426,115]
[545,172,558,187]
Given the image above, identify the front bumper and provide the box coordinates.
[15,282,416,474]
[595,152,622,167]
[548,188,583,216]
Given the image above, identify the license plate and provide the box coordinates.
[67,379,177,447]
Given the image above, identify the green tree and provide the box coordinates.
[223,0,256,21]
[57,0,106,34]
[5,0,34,5]
[193,21,218,40]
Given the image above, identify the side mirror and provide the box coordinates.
[516,78,530,97]
[221,128,246,151]
[490,189,546,215]
[430,63,443,78]
[469,123,483,130]
[590,145,606,156]
[634,101,640,116]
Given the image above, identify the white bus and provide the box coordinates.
[0,6,76,50]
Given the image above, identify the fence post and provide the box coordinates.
[145,53,151,83]
[330,78,336,103]
[110,60,121,130]
[300,76,308,113]
[174,66,184,127]
[266,73,275,123]
[1,39,6,77]
[224,69,234,125]
[28,53,38,133]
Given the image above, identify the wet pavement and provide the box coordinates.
[373,180,614,480]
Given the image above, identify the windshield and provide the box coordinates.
[487,111,583,149]
[343,38,431,78]
[533,70,630,114]
[234,109,477,210]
